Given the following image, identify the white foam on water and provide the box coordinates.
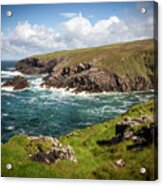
[30,77,43,88]
[7,101,11,105]
[1,70,24,78]
[77,122,92,126]
[28,97,37,104]
[45,87,107,100]
[1,85,29,92]
[114,108,126,113]
[2,113,8,117]
[123,101,132,107]
[5,126,15,131]
[7,67,15,71]
[1,86,14,92]
[41,88,155,99]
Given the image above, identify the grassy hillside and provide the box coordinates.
[2,99,157,180]
[33,39,156,79]
[16,39,157,92]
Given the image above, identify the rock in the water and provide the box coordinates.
[2,75,29,90]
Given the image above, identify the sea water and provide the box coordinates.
[1,61,154,143]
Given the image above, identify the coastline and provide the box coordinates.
[13,39,156,93]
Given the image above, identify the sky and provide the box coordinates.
[1,1,156,60]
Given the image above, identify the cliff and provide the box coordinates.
[16,39,157,92]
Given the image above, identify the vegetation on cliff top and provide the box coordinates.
[32,39,156,79]
[2,99,157,180]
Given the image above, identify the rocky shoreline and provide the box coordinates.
[41,65,153,93]
[14,57,154,93]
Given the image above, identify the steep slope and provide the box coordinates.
[16,39,157,92]
[2,99,158,180]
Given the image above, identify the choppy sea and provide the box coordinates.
[1,61,154,143]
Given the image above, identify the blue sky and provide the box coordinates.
[1,1,156,60]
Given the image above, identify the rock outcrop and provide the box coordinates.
[2,75,29,90]
[16,57,63,74]
[97,114,157,151]
[27,136,77,165]
[41,65,153,93]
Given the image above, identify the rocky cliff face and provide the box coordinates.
[15,39,157,93]
[41,64,153,93]
[16,57,63,74]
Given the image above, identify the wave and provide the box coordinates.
[30,77,43,88]
[7,67,15,71]
[1,85,29,92]
[30,85,154,104]
[1,92,18,98]
[45,87,155,97]
[4,126,15,131]
[2,113,8,117]
[1,86,14,92]
[1,70,24,78]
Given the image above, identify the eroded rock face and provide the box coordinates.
[16,57,61,74]
[42,64,153,93]
[2,75,29,90]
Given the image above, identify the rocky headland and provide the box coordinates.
[14,39,157,93]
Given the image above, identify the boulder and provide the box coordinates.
[28,136,77,164]
[2,75,29,90]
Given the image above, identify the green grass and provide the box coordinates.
[1,99,157,180]
[29,39,156,79]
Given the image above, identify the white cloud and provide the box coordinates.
[59,12,78,19]
[1,13,154,60]
[1,21,67,59]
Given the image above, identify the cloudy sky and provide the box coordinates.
[1,1,156,60]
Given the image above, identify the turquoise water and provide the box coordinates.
[1,61,154,143]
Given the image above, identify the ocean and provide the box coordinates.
[1,60,154,143]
